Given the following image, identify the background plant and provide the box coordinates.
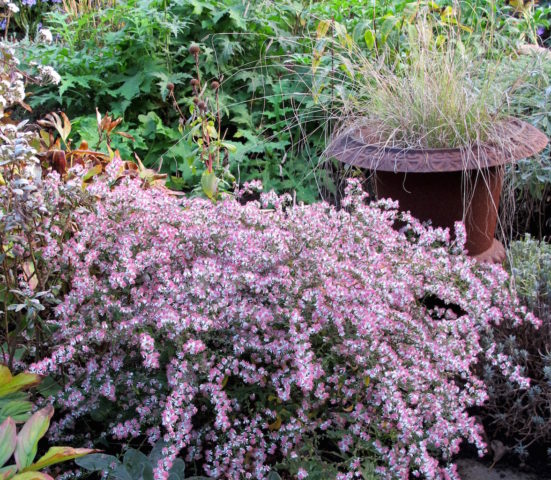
[480,236,551,460]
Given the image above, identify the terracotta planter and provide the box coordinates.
[327,118,548,263]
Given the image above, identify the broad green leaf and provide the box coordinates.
[0,418,16,467]
[123,449,149,479]
[75,453,120,472]
[201,171,219,201]
[24,447,98,472]
[0,374,41,397]
[14,406,53,471]
[167,458,186,480]
[364,30,375,50]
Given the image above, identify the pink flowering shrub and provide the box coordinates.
[31,174,535,480]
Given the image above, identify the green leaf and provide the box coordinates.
[75,453,120,472]
[0,399,33,424]
[364,29,376,50]
[168,458,185,479]
[0,465,17,480]
[123,449,150,479]
[14,406,53,471]
[0,418,16,467]
[24,447,98,472]
[82,164,103,183]
[0,374,42,398]
[201,171,219,200]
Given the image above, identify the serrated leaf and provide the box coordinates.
[14,406,53,470]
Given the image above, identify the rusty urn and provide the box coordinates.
[328,118,548,263]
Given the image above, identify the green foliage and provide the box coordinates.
[509,235,551,310]
[76,442,210,480]
[18,0,330,201]
[0,366,95,480]
[480,237,551,458]
[0,366,39,426]
[495,51,551,238]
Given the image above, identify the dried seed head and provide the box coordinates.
[197,101,206,111]
[191,78,200,88]
[189,44,200,56]
[193,96,200,105]
[211,80,220,90]
[167,82,175,92]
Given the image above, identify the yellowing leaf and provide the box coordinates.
[316,20,330,39]
[11,472,54,480]
[364,377,370,387]
[201,170,219,201]
[0,373,42,397]
[24,447,99,472]
[0,366,13,386]
[268,415,282,431]
[81,164,103,184]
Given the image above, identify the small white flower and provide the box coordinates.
[7,2,19,13]
[38,28,53,43]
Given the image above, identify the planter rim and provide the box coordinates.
[326,117,549,173]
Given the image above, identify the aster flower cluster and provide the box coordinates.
[31,171,535,480]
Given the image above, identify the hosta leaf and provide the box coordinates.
[24,447,98,472]
[0,374,42,397]
[14,406,53,470]
[0,418,17,467]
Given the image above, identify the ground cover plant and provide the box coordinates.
[26,168,537,479]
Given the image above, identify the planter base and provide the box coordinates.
[472,239,505,264]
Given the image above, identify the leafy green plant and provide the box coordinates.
[76,442,210,480]
[0,366,40,425]
[0,365,96,480]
